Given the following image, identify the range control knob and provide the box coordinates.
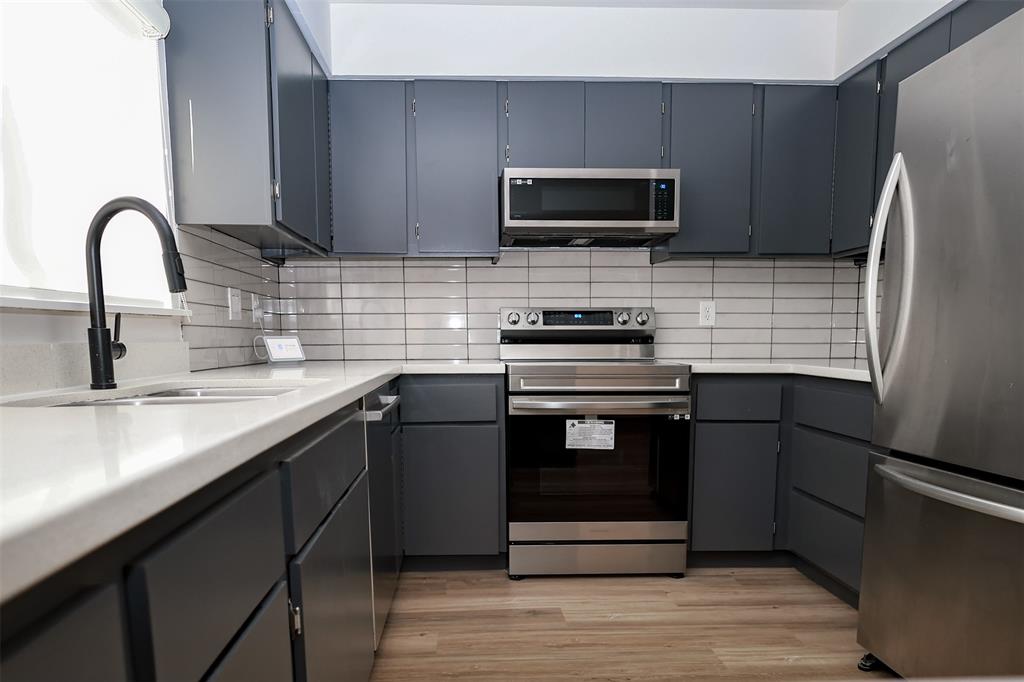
[526,311,540,325]
[507,311,521,325]
[616,311,631,326]
[635,311,650,326]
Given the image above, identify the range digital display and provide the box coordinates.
[543,310,614,326]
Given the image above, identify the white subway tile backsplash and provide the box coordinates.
[272,253,870,367]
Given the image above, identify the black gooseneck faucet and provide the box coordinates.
[86,197,188,389]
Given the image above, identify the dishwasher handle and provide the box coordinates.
[509,396,690,416]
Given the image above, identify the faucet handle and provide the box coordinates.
[111,312,127,360]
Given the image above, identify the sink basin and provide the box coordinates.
[2,381,321,407]
[57,386,301,407]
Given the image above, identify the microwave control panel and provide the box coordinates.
[653,180,675,221]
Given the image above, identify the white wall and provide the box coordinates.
[288,0,333,72]
[834,0,960,79]
[328,4,839,81]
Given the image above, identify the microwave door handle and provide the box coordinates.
[875,464,1024,525]
[865,152,915,405]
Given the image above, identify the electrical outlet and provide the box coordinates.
[251,293,262,323]
[699,300,716,326]
[227,287,242,320]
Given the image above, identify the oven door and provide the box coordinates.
[507,394,689,541]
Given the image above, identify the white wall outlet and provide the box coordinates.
[227,287,242,320]
[699,300,716,326]
[251,293,262,323]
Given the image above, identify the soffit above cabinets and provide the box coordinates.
[285,0,962,82]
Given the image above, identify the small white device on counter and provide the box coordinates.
[262,336,305,363]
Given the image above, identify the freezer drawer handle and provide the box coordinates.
[363,395,400,422]
[875,464,1024,525]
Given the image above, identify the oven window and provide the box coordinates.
[508,413,688,523]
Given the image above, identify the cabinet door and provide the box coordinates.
[832,62,880,255]
[0,584,129,681]
[403,424,501,555]
[413,81,499,254]
[950,0,1024,51]
[667,83,753,253]
[691,423,779,551]
[584,82,664,168]
[269,0,318,243]
[206,582,293,682]
[506,81,585,168]
[289,474,374,682]
[311,55,331,250]
[368,417,399,646]
[330,81,409,254]
[756,85,836,255]
[875,16,951,204]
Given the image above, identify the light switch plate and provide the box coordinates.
[227,287,241,320]
[699,300,716,326]
[251,293,261,323]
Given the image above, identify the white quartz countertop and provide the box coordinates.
[0,359,866,602]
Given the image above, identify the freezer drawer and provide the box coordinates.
[858,454,1024,678]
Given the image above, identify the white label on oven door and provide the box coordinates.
[566,419,615,450]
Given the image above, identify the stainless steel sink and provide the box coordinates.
[55,386,302,407]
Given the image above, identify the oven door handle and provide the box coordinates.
[509,397,690,415]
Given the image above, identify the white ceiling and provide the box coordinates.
[323,0,849,7]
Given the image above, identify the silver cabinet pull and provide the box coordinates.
[363,395,400,422]
[875,464,1024,525]
[865,151,915,405]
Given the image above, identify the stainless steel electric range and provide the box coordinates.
[500,306,690,578]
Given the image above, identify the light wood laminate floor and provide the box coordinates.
[371,567,892,681]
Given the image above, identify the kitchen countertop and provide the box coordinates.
[0,360,866,602]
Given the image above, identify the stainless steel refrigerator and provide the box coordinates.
[857,9,1024,678]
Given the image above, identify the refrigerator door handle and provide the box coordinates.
[875,464,1024,525]
[865,152,914,404]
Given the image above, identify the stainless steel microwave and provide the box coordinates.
[500,168,681,248]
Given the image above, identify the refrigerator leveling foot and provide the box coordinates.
[857,653,885,672]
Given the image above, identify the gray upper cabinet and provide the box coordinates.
[667,83,754,254]
[506,81,586,168]
[412,81,500,254]
[312,56,331,250]
[875,16,951,204]
[164,0,328,253]
[330,81,409,255]
[756,85,836,255]
[584,82,664,168]
[950,1,1024,51]
[269,0,318,244]
[832,62,880,256]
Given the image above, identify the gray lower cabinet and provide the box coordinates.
[789,491,864,590]
[0,584,130,681]
[875,15,951,205]
[691,422,780,551]
[412,80,499,254]
[290,474,375,682]
[164,0,327,252]
[206,581,293,682]
[126,472,285,681]
[584,82,665,168]
[666,83,755,254]
[403,424,502,555]
[330,80,409,255]
[756,85,836,255]
[506,81,586,168]
[832,62,880,256]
